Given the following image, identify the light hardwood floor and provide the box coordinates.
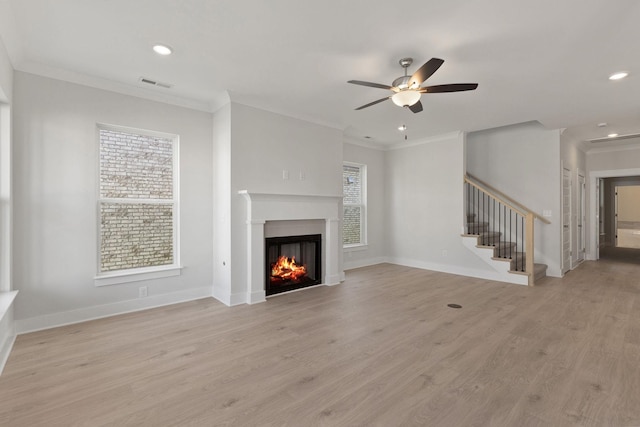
[1,260,640,426]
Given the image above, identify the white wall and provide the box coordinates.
[0,36,12,104]
[343,142,386,270]
[385,132,495,278]
[587,142,640,172]
[0,35,14,373]
[12,72,214,332]
[212,102,343,305]
[212,103,232,304]
[467,121,562,277]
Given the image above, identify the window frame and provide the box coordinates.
[94,123,181,286]
[342,161,367,249]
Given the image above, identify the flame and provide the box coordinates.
[271,256,307,281]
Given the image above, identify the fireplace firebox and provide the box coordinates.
[265,234,321,296]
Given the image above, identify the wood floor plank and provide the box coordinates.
[2,259,640,426]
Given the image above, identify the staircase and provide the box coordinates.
[462,174,550,286]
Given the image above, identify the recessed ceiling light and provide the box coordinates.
[597,122,608,128]
[608,133,619,138]
[609,72,628,80]
[398,124,407,132]
[153,44,173,55]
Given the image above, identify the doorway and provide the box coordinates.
[588,170,640,261]
[576,171,586,264]
[562,168,571,274]
[615,185,640,249]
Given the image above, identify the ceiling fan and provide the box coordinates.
[348,57,478,113]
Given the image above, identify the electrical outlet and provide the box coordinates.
[299,170,306,181]
[282,169,289,180]
[138,286,148,298]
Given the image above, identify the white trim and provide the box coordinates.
[15,286,212,334]
[586,143,640,155]
[97,122,179,140]
[94,265,182,286]
[343,162,367,247]
[562,165,572,274]
[343,243,368,252]
[343,137,387,151]
[344,257,388,271]
[587,168,640,260]
[387,256,529,286]
[460,236,529,285]
[96,124,180,280]
[0,334,16,376]
[575,168,586,266]
[0,290,17,323]
[16,62,212,112]
[239,191,343,302]
[385,131,463,151]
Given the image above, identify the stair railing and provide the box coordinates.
[463,173,550,285]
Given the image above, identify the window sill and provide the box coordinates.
[94,265,182,287]
[343,244,368,252]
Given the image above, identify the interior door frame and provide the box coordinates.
[576,170,586,263]
[614,185,620,247]
[588,168,640,260]
[562,167,572,274]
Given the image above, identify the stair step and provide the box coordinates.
[479,231,501,245]
[467,221,489,233]
[491,241,517,257]
[508,252,526,272]
[534,263,547,281]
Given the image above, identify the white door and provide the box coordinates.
[577,173,586,263]
[562,168,571,274]
[614,186,619,247]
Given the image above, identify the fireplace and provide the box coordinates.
[265,234,322,296]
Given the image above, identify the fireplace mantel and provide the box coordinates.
[239,191,342,303]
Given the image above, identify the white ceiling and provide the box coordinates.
[1,0,640,147]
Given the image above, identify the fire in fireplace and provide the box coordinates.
[265,234,321,296]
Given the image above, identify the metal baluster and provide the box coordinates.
[467,183,470,233]
[509,209,513,260]
[493,198,496,246]
[516,214,518,271]
[521,216,525,271]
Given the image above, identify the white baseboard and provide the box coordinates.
[246,290,266,305]
[386,257,528,285]
[0,333,16,375]
[344,257,389,271]
[15,286,213,334]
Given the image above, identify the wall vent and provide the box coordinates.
[588,133,640,143]
[139,77,173,89]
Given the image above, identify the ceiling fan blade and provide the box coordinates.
[355,96,391,110]
[408,101,423,114]
[408,58,444,87]
[348,80,394,90]
[420,83,478,93]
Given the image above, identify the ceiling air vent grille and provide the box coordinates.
[139,77,173,89]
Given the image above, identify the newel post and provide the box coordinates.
[525,212,535,286]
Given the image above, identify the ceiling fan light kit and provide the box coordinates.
[391,90,421,107]
[348,57,478,114]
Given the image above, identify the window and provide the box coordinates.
[343,162,366,247]
[96,125,180,285]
